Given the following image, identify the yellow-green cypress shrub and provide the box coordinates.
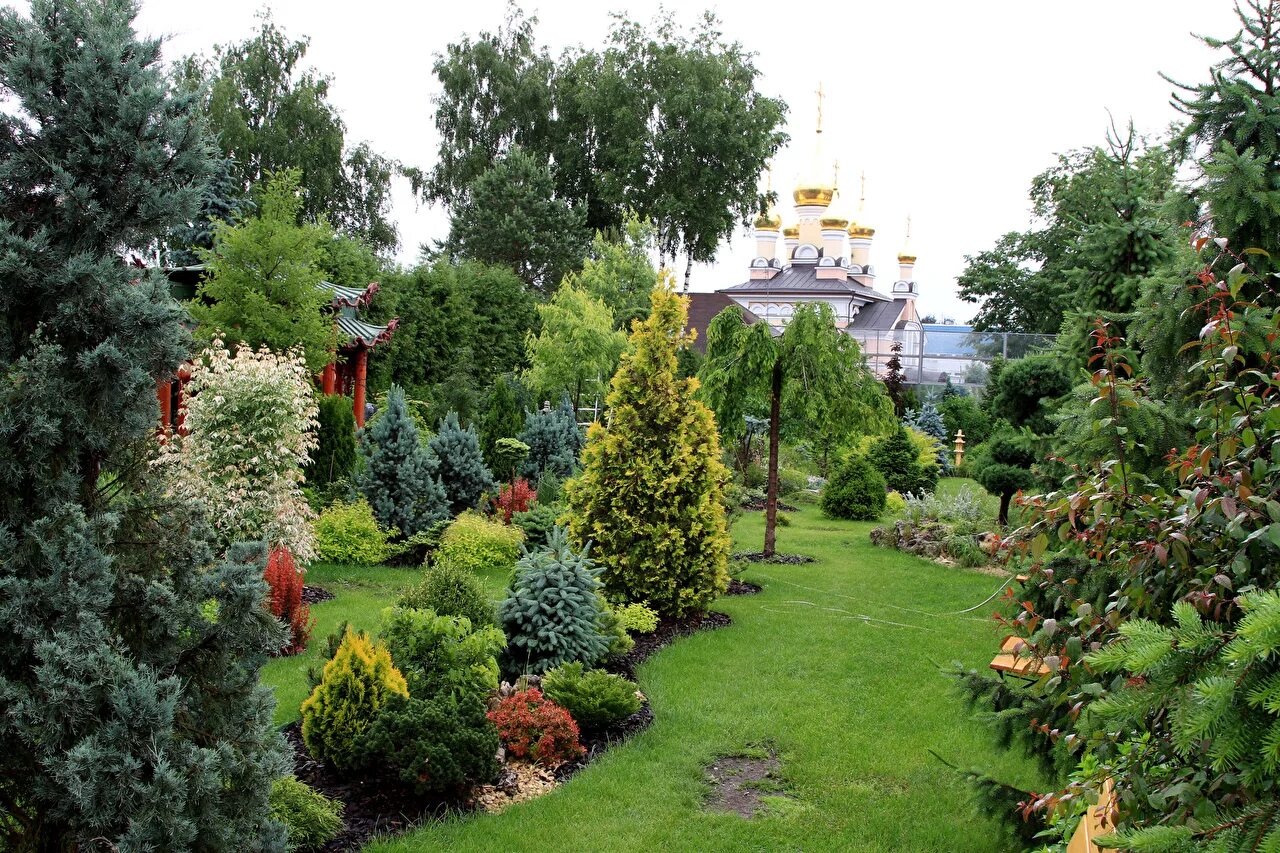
[300,628,408,770]
[564,277,731,618]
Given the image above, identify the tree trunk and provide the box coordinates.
[763,357,783,557]
[683,251,693,293]
[998,491,1012,527]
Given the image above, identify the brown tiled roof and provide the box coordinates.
[684,292,760,353]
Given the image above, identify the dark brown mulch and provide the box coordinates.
[554,702,656,782]
[725,579,762,596]
[741,499,799,512]
[283,723,468,853]
[732,552,815,565]
[302,585,336,605]
[610,611,733,681]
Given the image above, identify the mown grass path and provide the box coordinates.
[364,496,1042,852]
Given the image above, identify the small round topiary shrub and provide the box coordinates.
[398,559,496,628]
[362,692,499,794]
[541,662,641,731]
[313,499,390,565]
[300,628,408,770]
[487,688,585,765]
[820,454,888,521]
[438,510,524,575]
[498,528,611,675]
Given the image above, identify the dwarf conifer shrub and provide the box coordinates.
[398,560,496,627]
[428,412,496,514]
[868,425,935,498]
[487,688,585,765]
[535,470,563,505]
[306,394,357,488]
[363,693,499,794]
[513,503,562,547]
[269,777,343,852]
[357,385,448,537]
[519,399,585,480]
[301,628,408,770]
[905,402,950,470]
[265,546,314,655]
[564,282,731,617]
[438,511,524,575]
[542,662,642,730]
[313,499,391,565]
[379,606,504,699]
[821,454,888,521]
[613,602,660,634]
[499,528,611,674]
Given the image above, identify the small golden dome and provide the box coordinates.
[753,210,782,230]
[820,214,849,229]
[848,223,875,240]
[793,184,835,207]
[782,225,800,238]
[898,253,917,263]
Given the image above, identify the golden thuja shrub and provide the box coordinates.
[564,275,730,618]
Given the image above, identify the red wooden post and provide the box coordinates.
[157,379,172,432]
[322,362,336,396]
[353,348,368,427]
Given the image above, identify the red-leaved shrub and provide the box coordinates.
[265,546,314,655]
[486,688,584,765]
[494,478,537,521]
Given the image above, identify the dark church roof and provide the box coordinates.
[846,299,908,331]
[684,292,761,353]
[718,266,892,302]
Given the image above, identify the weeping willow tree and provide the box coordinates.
[700,302,893,556]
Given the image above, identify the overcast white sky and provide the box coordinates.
[129,0,1243,323]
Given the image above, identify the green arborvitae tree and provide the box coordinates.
[868,425,932,498]
[428,412,496,515]
[190,169,337,372]
[306,394,357,487]
[564,280,731,616]
[519,399,586,481]
[700,301,893,555]
[498,528,611,675]
[479,376,527,469]
[357,385,448,536]
[446,145,589,293]
[0,2,290,847]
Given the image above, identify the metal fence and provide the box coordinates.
[847,326,1057,392]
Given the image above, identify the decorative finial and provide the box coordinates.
[905,214,912,239]
[833,159,840,192]
[815,81,825,135]
[858,171,867,213]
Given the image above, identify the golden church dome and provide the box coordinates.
[820,213,849,229]
[782,225,800,238]
[793,183,835,207]
[848,222,875,239]
[754,210,782,230]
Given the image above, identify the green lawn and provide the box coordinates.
[340,484,1042,853]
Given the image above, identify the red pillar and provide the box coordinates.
[353,348,368,428]
[157,379,172,433]
[322,362,336,396]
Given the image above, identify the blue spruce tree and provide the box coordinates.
[358,385,449,536]
[905,401,950,470]
[428,412,496,515]
[0,2,289,847]
[519,398,586,481]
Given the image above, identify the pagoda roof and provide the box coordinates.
[316,279,380,309]
[337,314,398,349]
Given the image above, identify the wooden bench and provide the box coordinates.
[1066,778,1116,853]
[989,635,1051,678]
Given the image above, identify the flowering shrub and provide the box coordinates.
[313,500,391,565]
[158,340,318,560]
[486,688,584,765]
[265,546,314,655]
[494,478,536,518]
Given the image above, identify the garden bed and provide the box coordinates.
[286,609,732,850]
[732,552,815,565]
[726,579,762,596]
[301,585,336,605]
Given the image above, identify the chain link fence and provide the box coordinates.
[848,325,1057,392]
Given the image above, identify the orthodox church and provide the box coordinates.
[689,89,923,372]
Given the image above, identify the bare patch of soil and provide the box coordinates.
[725,579,762,596]
[703,748,790,818]
[302,585,335,605]
[732,552,815,565]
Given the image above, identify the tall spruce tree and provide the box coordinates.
[564,278,731,617]
[428,412,497,515]
[519,398,585,481]
[479,376,525,468]
[357,386,448,536]
[0,1,290,847]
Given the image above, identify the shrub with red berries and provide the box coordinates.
[486,688,584,765]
